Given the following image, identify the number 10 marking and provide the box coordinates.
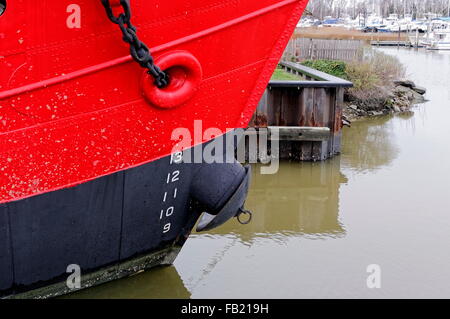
[160,206,174,219]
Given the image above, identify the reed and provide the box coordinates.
[293,26,408,41]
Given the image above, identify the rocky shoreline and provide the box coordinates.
[343,80,427,123]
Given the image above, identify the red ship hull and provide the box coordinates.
[0,0,308,203]
[0,0,308,298]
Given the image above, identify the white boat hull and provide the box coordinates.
[427,43,450,50]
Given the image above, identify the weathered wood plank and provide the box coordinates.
[268,88,282,126]
[268,126,330,141]
[332,87,344,155]
[325,88,337,157]
[280,88,300,126]
[311,88,328,161]
[255,90,269,127]
[301,87,314,126]
[300,87,315,160]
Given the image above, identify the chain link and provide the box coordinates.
[101,0,169,88]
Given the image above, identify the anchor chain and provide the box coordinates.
[100,0,169,88]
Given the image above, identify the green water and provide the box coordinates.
[70,48,450,299]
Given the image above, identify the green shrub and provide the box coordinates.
[301,59,348,79]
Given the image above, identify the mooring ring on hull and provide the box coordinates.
[236,208,252,225]
[141,50,203,109]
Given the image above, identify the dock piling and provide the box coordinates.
[248,62,353,162]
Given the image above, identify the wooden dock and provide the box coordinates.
[247,61,353,162]
[370,40,425,48]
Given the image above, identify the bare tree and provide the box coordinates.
[306,0,450,20]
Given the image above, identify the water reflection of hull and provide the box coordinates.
[204,158,348,240]
[65,266,190,299]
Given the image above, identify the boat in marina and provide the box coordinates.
[427,30,450,50]
[0,0,309,298]
[426,18,450,50]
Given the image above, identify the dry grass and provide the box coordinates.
[294,26,408,42]
[345,48,406,110]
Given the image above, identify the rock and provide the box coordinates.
[394,79,416,88]
[343,79,427,120]
[393,85,426,105]
[342,117,351,127]
[412,86,426,95]
[394,85,412,94]
[410,90,426,104]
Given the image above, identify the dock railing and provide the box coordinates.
[248,61,353,161]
